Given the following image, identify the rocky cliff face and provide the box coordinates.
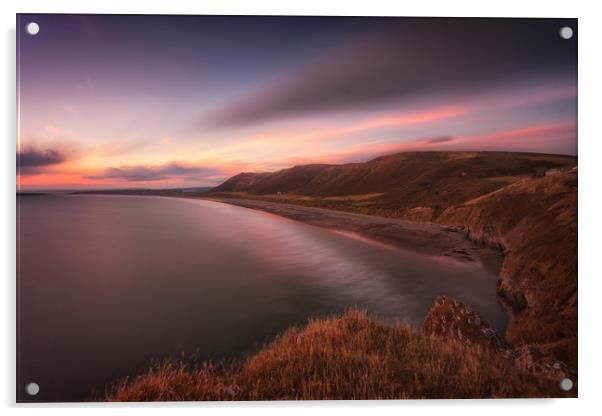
[422,296,575,384]
[436,169,577,369]
[422,296,512,351]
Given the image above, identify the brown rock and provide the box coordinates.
[422,295,512,352]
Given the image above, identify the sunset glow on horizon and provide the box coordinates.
[17,15,577,190]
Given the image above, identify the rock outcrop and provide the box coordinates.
[422,296,512,352]
[422,296,575,384]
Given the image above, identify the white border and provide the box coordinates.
[2,1,601,415]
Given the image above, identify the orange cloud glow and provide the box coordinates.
[337,106,468,136]
[202,105,469,163]
[17,106,575,190]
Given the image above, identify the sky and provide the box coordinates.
[17,15,577,190]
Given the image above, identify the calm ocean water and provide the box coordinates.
[17,194,507,401]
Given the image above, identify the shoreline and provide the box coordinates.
[71,191,504,271]
[204,196,504,271]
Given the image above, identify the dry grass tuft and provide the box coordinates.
[105,309,574,401]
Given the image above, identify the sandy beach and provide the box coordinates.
[206,197,503,270]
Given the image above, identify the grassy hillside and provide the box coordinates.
[210,151,576,218]
[105,308,574,401]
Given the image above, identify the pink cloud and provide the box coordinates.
[449,122,576,153]
[294,121,577,164]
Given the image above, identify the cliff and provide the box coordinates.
[208,151,578,369]
[437,169,577,368]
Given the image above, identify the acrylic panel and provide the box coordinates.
[16,14,577,402]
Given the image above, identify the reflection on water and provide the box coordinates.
[17,195,507,402]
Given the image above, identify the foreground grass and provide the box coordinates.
[105,310,572,401]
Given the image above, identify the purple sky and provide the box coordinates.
[17,15,577,190]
